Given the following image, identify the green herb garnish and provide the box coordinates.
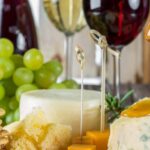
[106,90,134,123]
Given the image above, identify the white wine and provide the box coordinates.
[43,0,86,35]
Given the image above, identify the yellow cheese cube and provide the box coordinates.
[72,136,93,144]
[86,130,110,150]
[68,144,96,150]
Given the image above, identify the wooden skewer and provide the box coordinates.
[90,30,120,57]
[75,46,85,141]
[90,29,120,132]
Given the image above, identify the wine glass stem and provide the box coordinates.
[65,35,74,79]
[113,55,121,99]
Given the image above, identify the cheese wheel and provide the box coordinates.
[20,89,100,137]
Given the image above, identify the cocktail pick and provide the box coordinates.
[90,30,120,132]
[75,46,85,141]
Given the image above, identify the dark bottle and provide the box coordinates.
[0,0,38,54]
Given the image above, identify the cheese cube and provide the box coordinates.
[72,136,93,144]
[68,144,96,150]
[86,130,110,150]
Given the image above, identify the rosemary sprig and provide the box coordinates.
[106,90,134,123]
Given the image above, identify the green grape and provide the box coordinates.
[0,58,15,79]
[0,97,11,125]
[35,66,56,89]
[44,60,63,77]
[0,38,14,58]
[0,78,17,97]
[9,97,19,110]
[62,79,79,89]
[0,67,5,80]
[49,83,67,89]
[10,54,24,68]
[16,84,38,101]
[0,97,10,115]
[13,67,34,86]
[13,108,20,121]
[0,69,4,80]
[0,84,5,100]
[23,49,44,70]
[5,112,14,124]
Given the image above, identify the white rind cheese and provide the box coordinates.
[108,116,150,150]
[20,89,100,137]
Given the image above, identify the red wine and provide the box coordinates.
[83,0,149,48]
[0,0,38,54]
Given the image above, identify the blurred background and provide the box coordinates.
[29,0,150,84]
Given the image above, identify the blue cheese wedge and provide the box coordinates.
[108,116,150,150]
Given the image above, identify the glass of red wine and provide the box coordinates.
[83,0,149,98]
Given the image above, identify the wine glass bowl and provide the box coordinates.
[43,0,86,36]
[83,0,150,97]
[83,0,149,49]
[43,0,86,79]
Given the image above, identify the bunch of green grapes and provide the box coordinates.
[0,38,79,125]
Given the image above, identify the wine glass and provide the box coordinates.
[83,0,150,98]
[43,0,86,79]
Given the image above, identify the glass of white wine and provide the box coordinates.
[43,0,86,79]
